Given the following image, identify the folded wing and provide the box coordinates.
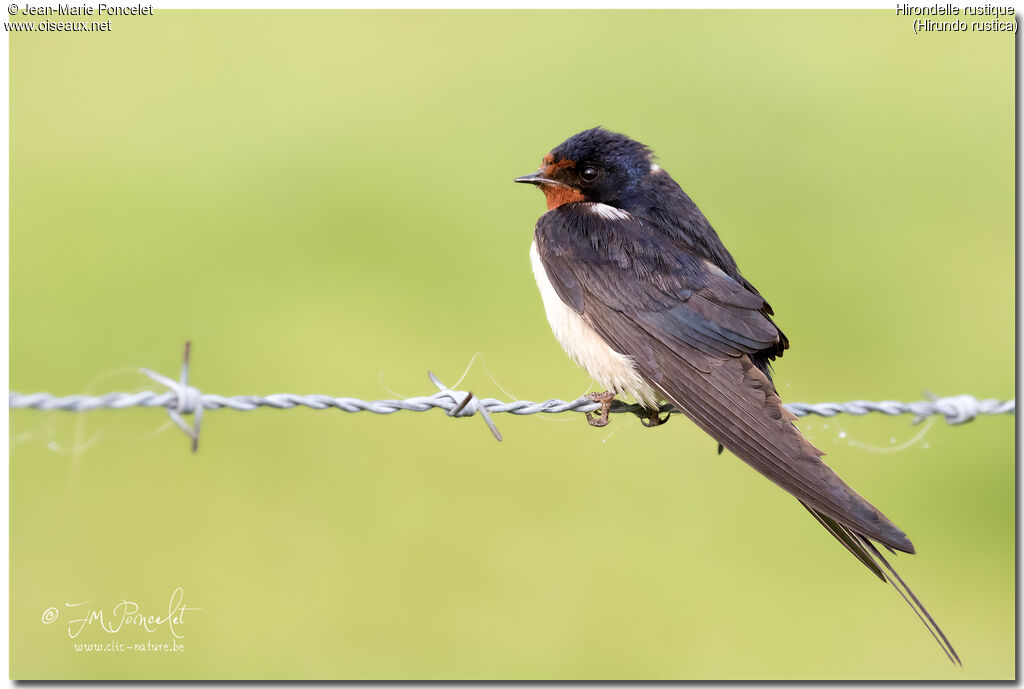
[534,203,911,551]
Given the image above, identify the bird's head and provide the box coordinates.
[515,127,656,210]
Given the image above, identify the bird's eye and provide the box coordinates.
[580,166,600,183]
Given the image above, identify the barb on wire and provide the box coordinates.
[8,343,1014,451]
[427,370,502,441]
[140,341,202,453]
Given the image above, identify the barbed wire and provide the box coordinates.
[8,343,1015,452]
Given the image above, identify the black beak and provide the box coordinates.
[514,171,558,186]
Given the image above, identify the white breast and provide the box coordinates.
[530,240,660,408]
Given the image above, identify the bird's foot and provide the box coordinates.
[641,408,671,428]
[584,390,616,427]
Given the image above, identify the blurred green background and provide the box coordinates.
[10,10,1014,680]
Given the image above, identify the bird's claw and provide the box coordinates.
[641,409,671,427]
[584,391,616,427]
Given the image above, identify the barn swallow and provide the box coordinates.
[515,127,959,664]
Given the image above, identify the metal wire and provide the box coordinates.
[8,343,1014,451]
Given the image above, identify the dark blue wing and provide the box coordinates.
[533,202,913,552]
[535,203,780,367]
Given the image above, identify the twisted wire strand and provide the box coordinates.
[9,388,1015,421]
[8,344,1014,451]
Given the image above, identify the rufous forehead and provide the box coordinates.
[541,153,575,176]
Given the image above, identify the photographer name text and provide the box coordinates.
[14,3,151,15]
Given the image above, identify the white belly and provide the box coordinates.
[530,240,660,408]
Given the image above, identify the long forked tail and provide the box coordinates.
[802,503,961,665]
[860,534,961,666]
